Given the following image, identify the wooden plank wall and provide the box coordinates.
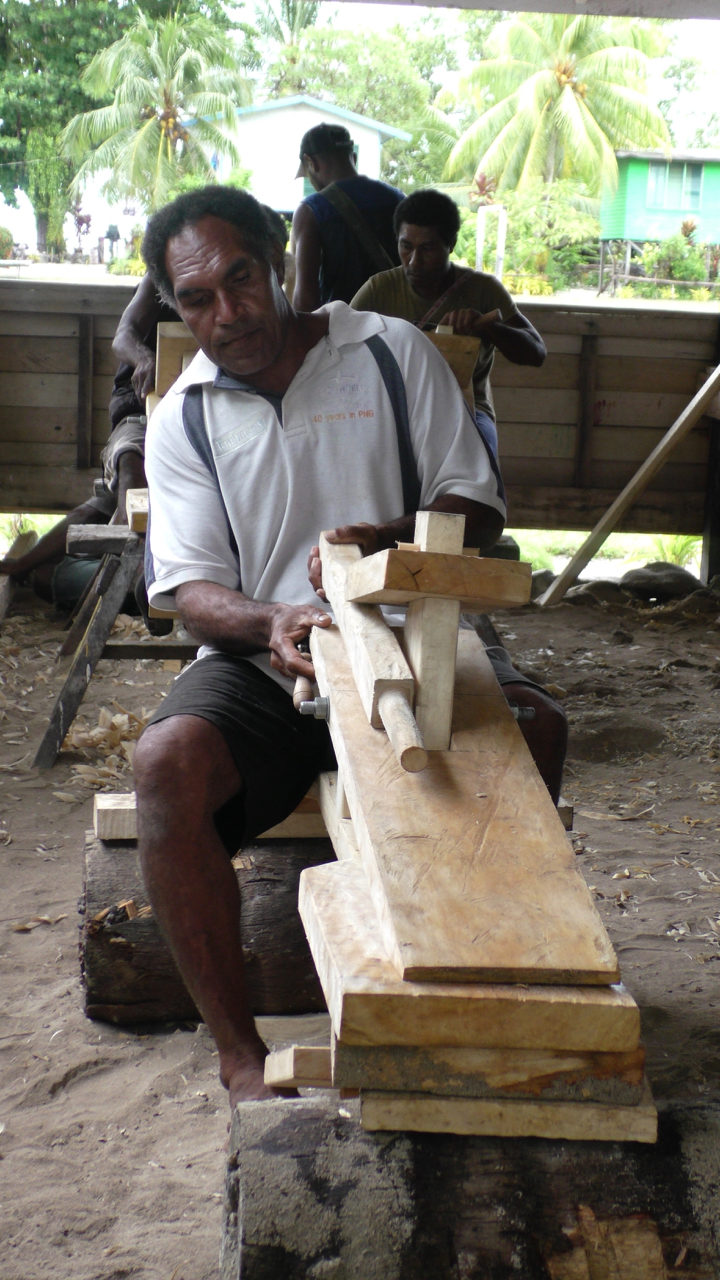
[497,302,720,533]
[0,279,717,534]
[0,277,135,513]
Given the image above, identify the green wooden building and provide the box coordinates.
[600,149,720,244]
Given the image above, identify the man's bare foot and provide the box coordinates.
[223,1041,299,1110]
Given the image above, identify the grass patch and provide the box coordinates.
[507,529,702,575]
[0,513,59,557]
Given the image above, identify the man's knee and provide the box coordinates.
[134,714,243,818]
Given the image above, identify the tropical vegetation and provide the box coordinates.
[60,9,256,214]
[445,13,671,197]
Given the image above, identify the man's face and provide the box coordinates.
[165,215,289,381]
[397,222,452,297]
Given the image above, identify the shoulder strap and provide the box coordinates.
[321,183,396,274]
[416,268,474,330]
[364,333,421,514]
[181,384,239,559]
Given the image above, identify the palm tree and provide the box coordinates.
[446,14,671,196]
[255,0,319,47]
[61,10,253,213]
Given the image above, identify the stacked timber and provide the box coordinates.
[265,514,657,1141]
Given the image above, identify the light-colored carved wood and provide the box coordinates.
[264,1045,332,1089]
[318,531,417,736]
[359,1082,657,1142]
[401,511,464,750]
[298,860,639,1051]
[317,772,359,862]
[154,321,197,395]
[309,626,619,986]
[93,789,328,842]
[344,549,532,610]
[125,488,148,533]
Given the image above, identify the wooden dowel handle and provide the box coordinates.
[377,688,428,773]
[293,675,313,711]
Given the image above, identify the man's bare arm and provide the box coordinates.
[175,580,331,679]
[441,308,546,367]
[290,202,323,312]
[111,273,167,400]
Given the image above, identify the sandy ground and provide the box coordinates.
[1,574,720,1278]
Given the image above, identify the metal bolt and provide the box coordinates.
[509,702,536,722]
[299,696,330,720]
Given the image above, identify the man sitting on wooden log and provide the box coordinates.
[133,185,567,1109]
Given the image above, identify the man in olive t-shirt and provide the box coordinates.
[351,188,546,456]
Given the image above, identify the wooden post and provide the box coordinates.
[538,361,720,606]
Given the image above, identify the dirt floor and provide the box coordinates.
[1,572,720,1279]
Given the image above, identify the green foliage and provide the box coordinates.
[453,180,599,291]
[262,25,458,190]
[0,0,241,238]
[254,0,319,47]
[650,534,701,568]
[0,225,12,259]
[107,256,146,277]
[61,9,256,214]
[445,13,670,197]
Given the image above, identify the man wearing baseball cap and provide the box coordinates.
[291,121,404,311]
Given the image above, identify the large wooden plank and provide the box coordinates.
[310,625,619,986]
[506,485,705,534]
[0,336,79,373]
[491,353,580,389]
[298,860,639,1050]
[0,278,134,315]
[596,356,703,395]
[0,371,78,407]
[359,1084,657,1142]
[331,1036,645,1104]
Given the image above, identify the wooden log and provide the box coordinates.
[80,832,334,1024]
[221,1095,720,1279]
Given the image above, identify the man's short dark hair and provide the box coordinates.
[142,186,280,304]
[393,189,461,250]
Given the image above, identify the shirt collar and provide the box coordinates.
[169,302,388,396]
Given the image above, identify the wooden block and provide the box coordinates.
[344,550,532,610]
[318,533,416,729]
[264,1045,332,1089]
[125,488,148,533]
[66,524,133,555]
[155,321,197,395]
[94,792,136,841]
[426,331,482,389]
[317,772,360,861]
[402,511,463,751]
[93,789,328,843]
[331,1036,646,1105]
[310,626,619,986]
[298,860,640,1051]
[359,1082,658,1142]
